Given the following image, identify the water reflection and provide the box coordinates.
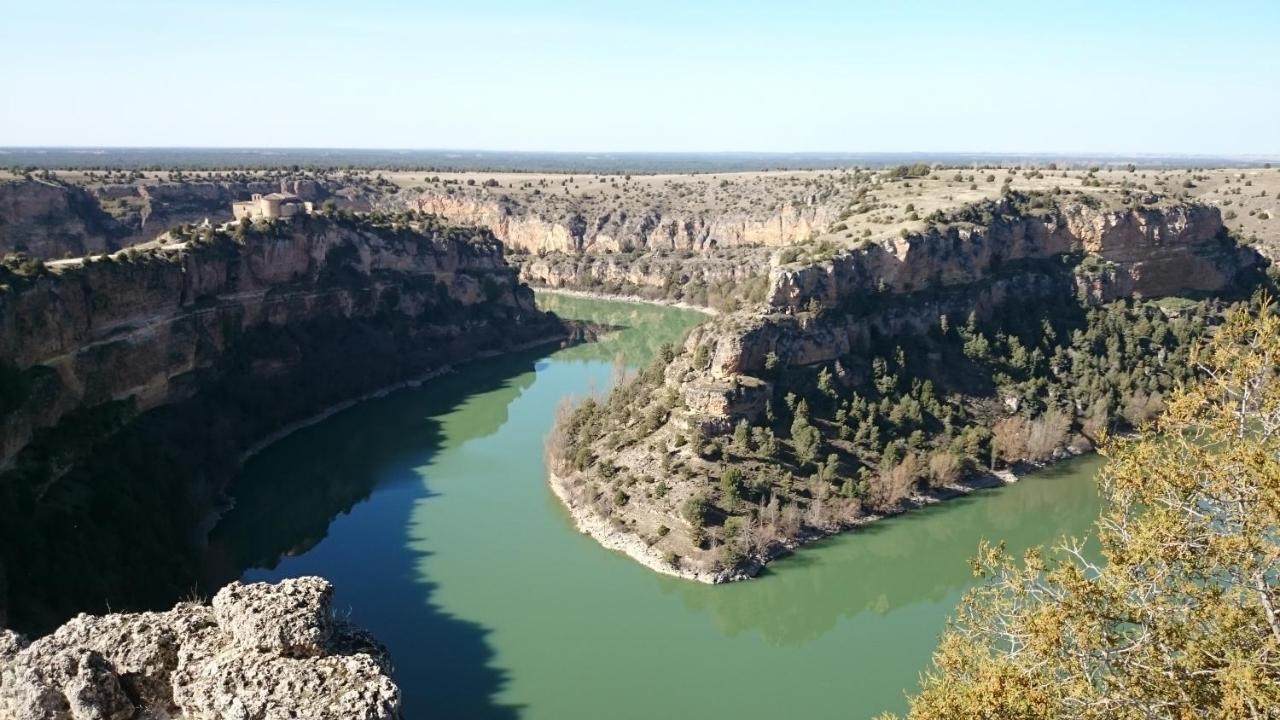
[208,349,545,718]
[659,456,1104,646]
[205,355,541,587]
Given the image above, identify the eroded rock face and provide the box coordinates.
[0,177,381,260]
[517,248,767,292]
[765,197,1254,312]
[399,189,836,253]
[0,180,122,259]
[673,198,1265,428]
[0,213,563,633]
[0,215,548,467]
[211,578,332,657]
[0,577,400,720]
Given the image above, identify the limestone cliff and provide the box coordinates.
[0,177,379,260]
[0,213,552,467]
[0,180,124,259]
[1,577,400,720]
[709,195,1259,379]
[0,211,563,632]
[767,195,1244,313]
[394,187,837,253]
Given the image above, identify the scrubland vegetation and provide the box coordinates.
[549,287,1262,574]
[887,301,1280,719]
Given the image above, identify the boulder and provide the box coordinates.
[212,578,332,657]
[0,577,400,720]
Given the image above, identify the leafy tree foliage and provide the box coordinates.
[888,302,1280,719]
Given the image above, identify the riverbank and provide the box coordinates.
[534,286,719,315]
[237,334,570,465]
[549,471,755,583]
[183,292,1105,719]
[205,332,579,537]
[549,449,1086,584]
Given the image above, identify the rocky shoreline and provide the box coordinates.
[236,331,576,466]
[549,471,754,583]
[0,577,400,719]
[549,453,1075,584]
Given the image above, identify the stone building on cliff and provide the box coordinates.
[231,192,313,221]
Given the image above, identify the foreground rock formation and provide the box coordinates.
[0,577,399,719]
[548,191,1269,582]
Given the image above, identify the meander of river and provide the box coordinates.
[206,292,1102,719]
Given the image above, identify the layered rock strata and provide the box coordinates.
[398,188,837,253]
[768,197,1242,313]
[0,177,379,259]
[0,212,562,631]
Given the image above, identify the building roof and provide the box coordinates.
[262,192,303,201]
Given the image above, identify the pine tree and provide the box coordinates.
[889,302,1280,719]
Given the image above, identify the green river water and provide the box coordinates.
[206,293,1103,719]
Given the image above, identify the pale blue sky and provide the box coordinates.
[2,0,1276,154]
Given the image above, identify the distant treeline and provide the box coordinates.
[3,148,1275,173]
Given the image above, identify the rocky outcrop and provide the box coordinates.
[0,577,400,719]
[0,180,123,259]
[694,198,1262,413]
[767,196,1250,313]
[396,189,837,253]
[0,177,381,259]
[690,271,1074,407]
[0,214,551,466]
[518,249,762,290]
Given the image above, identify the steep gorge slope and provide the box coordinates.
[389,185,831,310]
[0,211,562,632]
[548,192,1268,582]
[0,176,380,259]
[400,186,838,253]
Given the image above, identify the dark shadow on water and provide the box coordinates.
[208,346,553,719]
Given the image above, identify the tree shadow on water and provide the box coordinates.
[392,546,523,719]
[209,348,552,719]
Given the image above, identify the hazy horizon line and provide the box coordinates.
[4,146,1279,159]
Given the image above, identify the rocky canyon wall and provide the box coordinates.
[0,213,562,633]
[0,177,378,259]
[396,189,838,253]
[767,196,1245,312]
[546,193,1270,583]
[680,195,1265,425]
